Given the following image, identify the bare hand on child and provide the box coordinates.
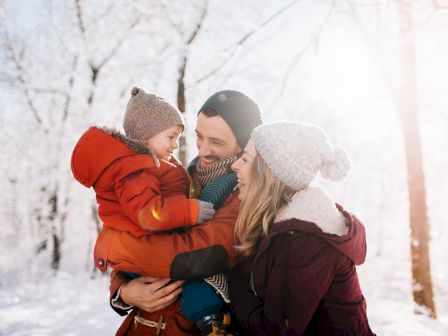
[121,276,184,312]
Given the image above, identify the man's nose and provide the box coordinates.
[198,141,212,157]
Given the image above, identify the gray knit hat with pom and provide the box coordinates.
[123,87,185,142]
[251,121,351,191]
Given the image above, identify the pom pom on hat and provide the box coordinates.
[251,121,351,191]
[320,146,351,181]
[131,87,139,96]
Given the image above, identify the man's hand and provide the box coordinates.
[120,276,184,312]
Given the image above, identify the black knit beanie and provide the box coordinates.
[198,90,263,148]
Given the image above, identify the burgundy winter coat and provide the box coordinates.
[228,187,375,336]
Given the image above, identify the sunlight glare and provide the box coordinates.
[308,35,383,106]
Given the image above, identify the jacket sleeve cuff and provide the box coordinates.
[110,285,135,315]
[188,199,199,224]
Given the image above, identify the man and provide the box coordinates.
[94,90,263,335]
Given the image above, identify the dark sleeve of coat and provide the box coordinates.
[109,270,132,316]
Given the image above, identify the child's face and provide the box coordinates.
[146,125,183,160]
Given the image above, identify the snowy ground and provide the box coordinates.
[0,273,121,336]
[0,272,447,336]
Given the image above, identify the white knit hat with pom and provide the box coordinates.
[251,121,351,191]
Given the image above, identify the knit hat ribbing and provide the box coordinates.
[123,87,185,142]
[251,121,351,191]
[198,90,263,148]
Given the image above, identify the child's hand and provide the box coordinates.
[197,201,215,224]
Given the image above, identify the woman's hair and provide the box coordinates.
[234,151,295,256]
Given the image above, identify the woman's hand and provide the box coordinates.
[120,276,184,312]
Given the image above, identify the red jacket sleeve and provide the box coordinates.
[114,159,199,231]
[95,192,241,279]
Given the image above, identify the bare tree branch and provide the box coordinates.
[280,0,336,95]
[28,87,69,97]
[190,0,303,87]
[75,0,86,37]
[187,5,207,45]
[63,55,78,121]
[97,17,140,70]
[84,16,140,107]
[177,1,209,112]
[177,1,208,163]
[160,2,184,35]
[97,3,114,22]
[345,1,399,96]
[45,10,71,53]
[3,36,42,124]
[75,0,141,108]
[345,0,437,98]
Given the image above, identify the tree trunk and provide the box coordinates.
[48,187,61,270]
[177,58,187,165]
[397,2,436,318]
[175,3,208,165]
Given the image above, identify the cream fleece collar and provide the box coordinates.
[275,185,348,236]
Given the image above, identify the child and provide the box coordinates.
[71,87,229,335]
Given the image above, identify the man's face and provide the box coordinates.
[195,113,241,169]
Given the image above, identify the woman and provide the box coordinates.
[229,121,375,335]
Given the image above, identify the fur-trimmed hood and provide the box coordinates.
[99,126,157,157]
[275,186,348,235]
[269,186,367,265]
[71,126,160,188]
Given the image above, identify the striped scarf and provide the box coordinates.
[195,156,237,186]
[188,156,237,200]
[187,156,238,303]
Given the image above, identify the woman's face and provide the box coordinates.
[231,138,257,201]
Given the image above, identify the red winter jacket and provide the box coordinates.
[110,270,200,336]
[229,187,375,336]
[71,127,199,237]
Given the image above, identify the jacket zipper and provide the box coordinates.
[250,231,281,298]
